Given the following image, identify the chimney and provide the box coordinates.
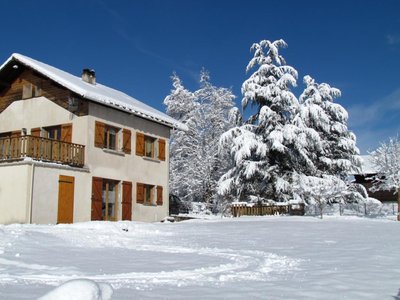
[82,68,96,84]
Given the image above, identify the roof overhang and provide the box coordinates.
[0,53,188,132]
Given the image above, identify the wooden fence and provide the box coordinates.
[0,135,85,167]
[231,202,305,217]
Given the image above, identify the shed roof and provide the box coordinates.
[359,155,378,175]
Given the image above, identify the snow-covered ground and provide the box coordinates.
[0,216,399,299]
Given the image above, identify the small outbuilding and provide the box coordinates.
[353,155,397,202]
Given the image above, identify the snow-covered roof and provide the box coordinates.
[359,155,378,174]
[0,53,187,131]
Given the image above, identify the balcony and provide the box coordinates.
[0,135,85,167]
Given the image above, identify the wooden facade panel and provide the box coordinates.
[0,77,24,111]
[0,69,88,115]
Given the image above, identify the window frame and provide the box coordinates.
[136,132,166,161]
[144,184,155,205]
[102,179,120,221]
[43,125,62,141]
[144,135,158,159]
[103,124,119,151]
[136,182,163,206]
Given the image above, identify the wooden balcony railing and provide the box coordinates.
[0,135,85,167]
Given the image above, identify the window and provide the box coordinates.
[22,82,42,99]
[144,184,155,205]
[144,136,157,158]
[104,125,119,150]
[136,183,163,206]
[102,179,119,221]
[94,121,131,153]
[31,124,72,143]
[136,132,165,161]
[43,125,61,140]
[92,177,131,221]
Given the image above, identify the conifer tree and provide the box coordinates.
[299,75,361,178]
[220,39,318,201]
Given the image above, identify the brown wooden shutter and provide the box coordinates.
[91,177,103,220]
[94,121,105,148]
[156,186,163,205]
[122,181,132,220]
[61,123,72,143]
[136,183,144,204]
[122,129,131,154]
[31,127,41,137]
[136,132,144,156]
[158,139,166,161]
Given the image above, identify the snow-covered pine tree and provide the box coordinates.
[220,39,319,202]
[299,75,361,178]
[294,75,367,209]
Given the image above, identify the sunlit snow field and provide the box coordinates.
[0,216,399,299]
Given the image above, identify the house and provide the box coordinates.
[353,155,397,202]
[0,53,186,224]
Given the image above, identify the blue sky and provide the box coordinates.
[1,0,399,154]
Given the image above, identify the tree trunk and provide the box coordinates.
[397,187,400,222]
[318,201,323,219]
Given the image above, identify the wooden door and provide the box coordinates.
[91,177,103,220]
[57,175,75,223]
[122,181,132,220]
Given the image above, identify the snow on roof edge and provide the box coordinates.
[2,53,188,131]
[359,155,378,175]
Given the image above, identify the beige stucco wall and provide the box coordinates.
[0,161,91,225]
[0,163,32,224]
[0,97,172,224]
[31,164,90,224]
[87,102,170,222]
[0,97,89,147]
